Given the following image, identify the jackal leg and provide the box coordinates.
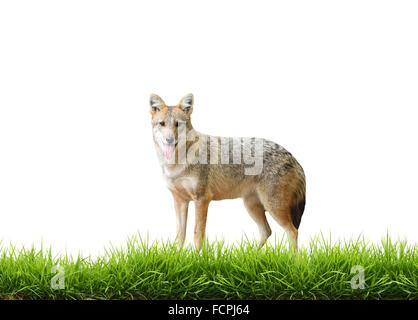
[172,192,189,245]
[257,185,299,252]
[194,200,210,251]
[243,194,272,248]
[269,209,299,251]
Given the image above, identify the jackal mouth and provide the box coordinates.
[162,141,178,147]
[160,140,178,146]
[161,141,178,161]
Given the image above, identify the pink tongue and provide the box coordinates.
[163,144,175,160]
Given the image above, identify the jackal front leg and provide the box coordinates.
[172,192,189,245]
[194,199,210,251]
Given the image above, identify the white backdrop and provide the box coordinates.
[0,1,417,256]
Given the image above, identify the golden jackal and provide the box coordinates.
[150,93,306,250]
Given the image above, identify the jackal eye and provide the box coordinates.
[159,121,165,126]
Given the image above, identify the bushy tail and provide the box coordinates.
[290,173,306,229]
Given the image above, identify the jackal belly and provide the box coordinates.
[208,177,255,201]
[166,174,254,201]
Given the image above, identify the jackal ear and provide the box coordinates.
[177,93,194,116]
[149,94,166,114]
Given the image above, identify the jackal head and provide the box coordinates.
[150,93,193,161]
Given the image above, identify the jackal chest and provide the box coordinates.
[165,176,199,201]
[162,166,199,201]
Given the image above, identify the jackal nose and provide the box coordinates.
[165,137,175,144]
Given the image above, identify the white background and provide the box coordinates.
[0,1,417,256]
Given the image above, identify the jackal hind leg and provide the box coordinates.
[243,193,272,248]
[269,207,299,252]
[257,187,299,252]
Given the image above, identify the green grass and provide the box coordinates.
[0,233,416,300]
